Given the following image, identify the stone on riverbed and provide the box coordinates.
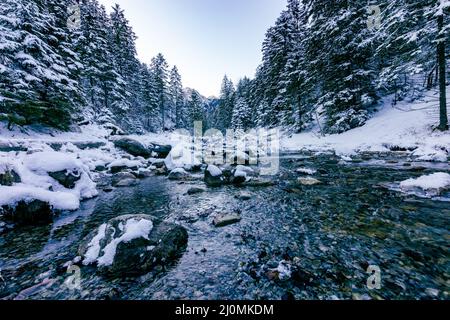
[243,179,276,187]
[168,168,191,180]
[114,178,138,187]
[204,165,226,187]
[79,214,188,276]
[297,177,322,186]
[213,212,241,227]
[235,192,252,200]
[187,187,205,195]
[112,172,137,187]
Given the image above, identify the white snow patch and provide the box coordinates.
[282,88,450,161]
[83,223,107,265]
[164,142,201,171]
[107,159,142,169]
[276,260,292,281]
[0,185,79,211]
[400,173,450,191]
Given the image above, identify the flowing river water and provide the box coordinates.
[0,152,449,300]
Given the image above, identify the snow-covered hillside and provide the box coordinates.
[282,88,450,162]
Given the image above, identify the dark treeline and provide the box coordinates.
[216,0,449,133]
[0,0,448,134]
[0,0,208,132]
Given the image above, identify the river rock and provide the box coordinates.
[235,192,252,200]
[187,187,205,195]
[243,179,276,187]
[136,168,153,178]
[231,169,247,184]
[152,159,167,169]
[115,178,138,187]
[151,144,172,159]
[113,137,152,158]
[204,165,226,187]
[213,212,241,227]
[73,141,106,150]
[168,168,191,180]
[112,172,136,181]
[297,177,322,186]
[0,169,21,186]
[49,169,81,189]
[79,214,188,276]
[1,200,54,225]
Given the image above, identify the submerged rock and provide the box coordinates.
[79,214,188,276]
[49,170,81,189]
[112,172,137,187]
[114,178,138,187]
[213,212,242,227]
[187,187,205,195]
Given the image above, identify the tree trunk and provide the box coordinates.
[437,14,448,131]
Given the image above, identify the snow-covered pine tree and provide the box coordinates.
[150,53,169,131]
[75,0,128,126]
[138,63,159,131]
[214,75,235,131]
[302,0,377,134]
[169,66,184,129]
[109,3,142,130]
[188,89,204,130]
[231,78,252,130]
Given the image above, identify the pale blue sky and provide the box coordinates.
[97,0,287,97]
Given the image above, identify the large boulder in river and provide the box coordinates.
[204,165,226,187]
[113,137,152,158]
[79,214,188,276]
[1,200,54,225]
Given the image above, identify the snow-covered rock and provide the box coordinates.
[0,185,79,225]
[204,165,225,187]
[232,168,247,184]
[400,172,450,197]
[164,142,201,172]
[107,158,142,173]
[112,137,152,158]
[79,214,188,276]
[0,151,97,203]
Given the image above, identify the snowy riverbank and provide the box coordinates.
[282,90,450,162]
